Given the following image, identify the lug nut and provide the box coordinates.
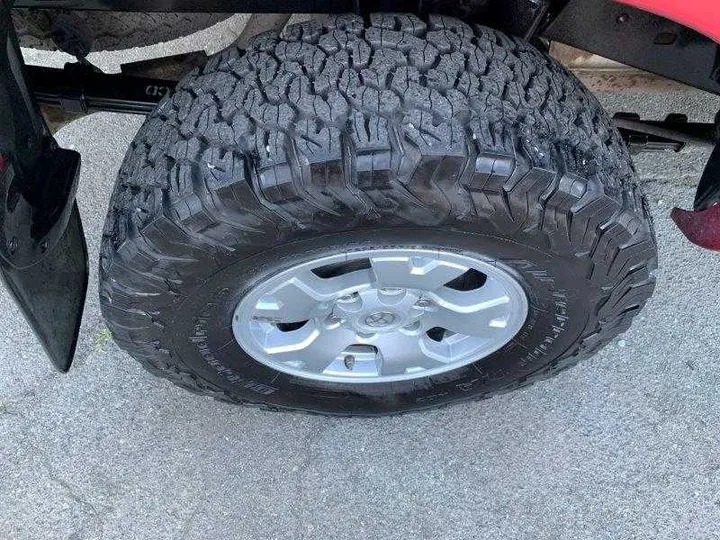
[416,298,432,308]
[403,321,421,332]
[337,292,359,303]
[344,355,356,370]
[325,314,344,327]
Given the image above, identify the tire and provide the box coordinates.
[12,9,230,52]
[99,14,657,416]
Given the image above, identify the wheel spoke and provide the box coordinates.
[369,254,468,291]
[259,321,358,374]
[421,332,479,364]
[425,278,513,337]
[252,268,373,323]
[372,331,446,376]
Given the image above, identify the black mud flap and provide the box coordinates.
[0,0,88,372]
[0,204,88,371]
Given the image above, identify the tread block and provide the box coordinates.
[465,153,516,192]
[258,164,299,203]
[370,13,427,36]
[356,150,393,190]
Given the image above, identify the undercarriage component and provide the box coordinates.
[49,11,93,57]
[0,0,87,371]
[28,13,294,116]
[613,113,717,154]
[27,62,174,115]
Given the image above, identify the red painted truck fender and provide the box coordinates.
[619,0,720,43]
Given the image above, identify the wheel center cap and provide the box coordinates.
[364,311,397,328]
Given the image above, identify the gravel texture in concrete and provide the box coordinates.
[3,19,720,540]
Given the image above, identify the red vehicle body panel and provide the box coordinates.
[671,206,720,250]
[618,0,720,43]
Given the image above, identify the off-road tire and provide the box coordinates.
[99,14,657,416]
[12,9,230,52]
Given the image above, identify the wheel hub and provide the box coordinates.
[232,249,529,384]
[364,312,396,328]
[333,288,422,335]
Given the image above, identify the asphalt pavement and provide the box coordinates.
[3,18,720,540]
